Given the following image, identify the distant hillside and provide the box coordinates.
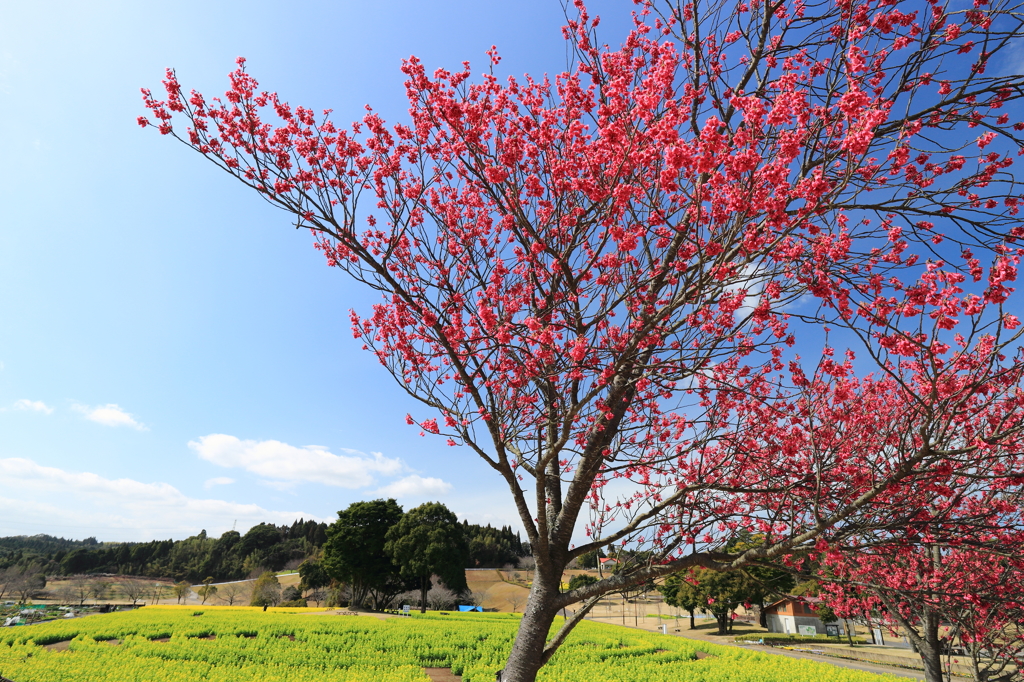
[0,519,527,583]
[0,534,101,554]
[0,533,105,571]
[0,519,328,584]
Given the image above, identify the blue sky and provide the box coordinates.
[0,0,633,541]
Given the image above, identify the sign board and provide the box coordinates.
[799,625,817,636]
[825,624,840,637]
[402,605,410,614]
[872,628,885,645]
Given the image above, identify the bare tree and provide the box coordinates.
[147,582,165,605]
[396,590,420,611]
[89,580,108,603]
[54,582,78,606]
[427,585,457,611]
[0,567,12,601]
[507,593,526,613]
[116,578,146,606]
[218,582,248,606]
[70,575,90,607]
[10,565,45,604]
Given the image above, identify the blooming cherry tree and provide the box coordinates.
[141,0,1024,679]
[821,540,1024,682]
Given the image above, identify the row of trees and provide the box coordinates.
[0,535,99,571]
[658,535,797,635]
[1,516,525,583]
[143,0,1024,678]
[816,547,1024,682]
[319,499,471,612]
[57,520,328,581]
[0,520,330,583]
[0,564,46,603]
[659,551,1024,682]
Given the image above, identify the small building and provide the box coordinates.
[763,596,843,636]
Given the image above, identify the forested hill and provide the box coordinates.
[462,521,528,568]
[0,534,100,555]
[0,520,329,584]
[0,519,526,583]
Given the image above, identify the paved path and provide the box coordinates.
[585,615,926,680]
[735,643,926,680]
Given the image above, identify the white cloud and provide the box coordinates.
[204,476,235,489]
[372,474,453,498]
[0,457,325,541]
[189,434,405,488]
[73,403,146,430]
[13,399,52,414]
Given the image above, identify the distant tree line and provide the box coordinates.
[0,520,328,583]
[0,514,527,586]
[462,520,528,568]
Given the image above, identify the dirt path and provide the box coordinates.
[298,609,396,620]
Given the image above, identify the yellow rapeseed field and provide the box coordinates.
[0,606,899,682]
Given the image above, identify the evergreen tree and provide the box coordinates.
[322,499,405,609]
[385,502,469,613]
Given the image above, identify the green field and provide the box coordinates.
[0,606,899,682]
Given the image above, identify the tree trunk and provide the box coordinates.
[918,643,944,682]
[688,609,695,629]
[902,608,944,682]
[715,611,729,635]
[499,579,561,682]
[350,581,367,609]
[419,576,429,614]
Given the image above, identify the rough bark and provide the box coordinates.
[499,573,562,682]
[902,608,944,682]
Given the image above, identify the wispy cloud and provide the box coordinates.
[0,458,324,541]
[13,399,53,414]
[189,434,406,488]
[204,477,235,489]
[73,403,146,430]
[372,474,452,499]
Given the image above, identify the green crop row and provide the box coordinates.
[0,606,900,682]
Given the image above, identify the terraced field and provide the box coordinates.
[0,605,900,682]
